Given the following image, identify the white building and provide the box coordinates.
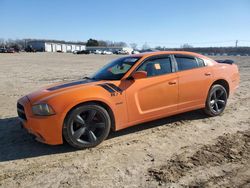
[27,40,86,53]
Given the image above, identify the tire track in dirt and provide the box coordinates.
[147,129,250,187]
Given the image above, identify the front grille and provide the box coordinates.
[17,103,27,121]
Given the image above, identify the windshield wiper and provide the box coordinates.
[83,76,98,80]
[83,76,92,80]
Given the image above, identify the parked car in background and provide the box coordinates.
[94,50,102,54]
[0,47,19,53]
[25,45,36,52]
[116,50,129,55]
[132,50,140,54]
[0,48,7,53]
[102,50,113,55]
[6,48,15,53]
[76,50,91,54]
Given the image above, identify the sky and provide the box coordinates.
[0,0,250,48]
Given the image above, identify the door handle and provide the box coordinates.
[205,72,211,76]
[168,81,177,85]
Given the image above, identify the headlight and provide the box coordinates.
[32,104,55,116]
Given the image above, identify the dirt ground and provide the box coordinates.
[0,53,249,188]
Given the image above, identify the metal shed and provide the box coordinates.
[27,40,86,52]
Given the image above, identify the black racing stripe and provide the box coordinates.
[98,84,116,94]
[47,79,94,91]
[106,83,123,93]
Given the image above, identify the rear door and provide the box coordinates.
[174,54,213,111]
[125,56,178,124]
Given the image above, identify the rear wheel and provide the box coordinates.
[204,84,228,116]
[63,104,111,149]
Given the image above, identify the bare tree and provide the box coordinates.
[130,43,137,49]
[0,38,5,48]
[155,46,167,50]
[181,43,193,48]
[142,42,150,50]
[98,40,108,47]
[114,41,127,47]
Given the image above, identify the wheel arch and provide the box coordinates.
[211,79,230,97]
[63,100,116,132]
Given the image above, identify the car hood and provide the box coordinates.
[27,79,101,104]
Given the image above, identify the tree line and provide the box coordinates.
[1,38,250,55]
[156,46,250,55]
[86,38,128,47]
[0,38,130,50]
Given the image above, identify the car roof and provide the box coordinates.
[131,51,206,59]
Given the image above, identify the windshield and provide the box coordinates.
[91,56,141,80]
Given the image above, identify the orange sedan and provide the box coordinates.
[17,51,240,148]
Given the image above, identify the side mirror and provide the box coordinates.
[131,71,147,79]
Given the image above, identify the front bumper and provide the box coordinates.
[17,96,63,145]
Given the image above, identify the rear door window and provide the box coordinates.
[174,55,198,71]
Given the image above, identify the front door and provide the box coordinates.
[125,56,178,125]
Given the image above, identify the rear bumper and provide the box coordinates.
[17,96,63,145]
[230,75,240,95]
[230,65,240,96]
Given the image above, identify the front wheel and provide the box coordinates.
[204,84,228,116]
[63,104,111,149]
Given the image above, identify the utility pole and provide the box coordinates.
[235,40,238,47]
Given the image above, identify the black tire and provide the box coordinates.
[63,103,111,149]
[204,84,228,116]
